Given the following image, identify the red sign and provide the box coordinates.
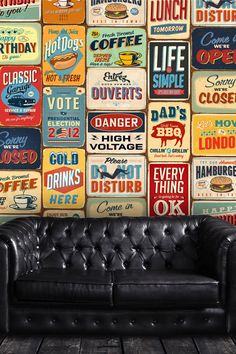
[149,163,190,216]
[44,166,84,194]
[0,66,42,127]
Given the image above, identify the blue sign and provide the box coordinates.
[192,28,236,69]
[0,128,41,170]
[43,87,85,147]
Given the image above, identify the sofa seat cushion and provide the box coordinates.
[15,269,113,306]
[113,270,220,309]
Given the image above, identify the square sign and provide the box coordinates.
[43,25,85,86]
[43,0,85,24]
[43,148,85,209]
[87,155,146,197]
[0,0,41,21]
[0,66,42,127]
[0,171,41,214]
[43,87,85,147]
[149,162,190,216]
[149,41,189,100]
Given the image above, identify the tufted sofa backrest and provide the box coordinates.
[32,216,208,272]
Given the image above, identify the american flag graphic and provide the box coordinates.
[56,128,67,138]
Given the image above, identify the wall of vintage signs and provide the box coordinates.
[0,0,236,224]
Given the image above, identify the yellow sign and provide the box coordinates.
[192,114,236,156]
[43,25,85,86]
[43,148,85,209]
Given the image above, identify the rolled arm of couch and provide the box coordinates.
[198,216,236,333]
[0,217,40,281]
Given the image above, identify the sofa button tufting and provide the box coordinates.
[27,317,32,322]
[175,244,182,251]
[114,246,120,252]
[112,319,118,324]
[74,319,79,325]
[130,320,136,325]
[124,229,129,236]
[165,229,171,235]
[151,320,157,326]
[95,320,100,325]
[179,318,185,324]
[204,317,210,323]
[51,319,56,324]
[165,261,172,269]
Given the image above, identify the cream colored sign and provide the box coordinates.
[192,157,236,200]
[0,171,41,214]
[86,198,147,217]
[87,68,146,110]
[148,102,190,161]
[148,0,190,39]
[192,71,236,113]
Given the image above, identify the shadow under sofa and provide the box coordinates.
[0,215,235,336]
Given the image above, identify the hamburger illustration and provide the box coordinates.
[105,3,128,19]
[210,176,233,193]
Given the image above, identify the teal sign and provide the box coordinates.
[87,28,146,68]
[0,0,40,21]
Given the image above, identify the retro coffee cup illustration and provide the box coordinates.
[54,0,74,8]
[10,194,37,210]
[115,51,142,66]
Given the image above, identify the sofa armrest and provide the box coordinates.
[198,216,236,282]
[0,240,9,333]
[0,217,40,281]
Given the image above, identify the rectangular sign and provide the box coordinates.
[0,0,41,21]
[0,23,41,65]
[192,28,236,70]
[43,87,85,147]
[87,28,146,68]
[149,41,189,100]
[192,0,236,26]
[149,162,190,216]
[192,114,236,156]
[43,210,85,218]
[43,25,85,86]
[43,148,85,209]
[87,155,146,197]
[192,71,236,113]
[0,171,41,214]
[43,0,85,24]
[87,0,146,26]
[86,198,147,217]
[0,66,42,127]
[87,112,146,154]
[87,68,146,110]
[192,157,236,199]
[148,0,190,39]
[148,102,190,161]
[192,201,236,225]
[0,128,41,170]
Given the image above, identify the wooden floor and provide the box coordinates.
[0,335,236,354]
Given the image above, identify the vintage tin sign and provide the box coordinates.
[148,102,190,161]
[86,198,147,217]
[0,171,41,214]
[0,0,41,21]
[192,28,236,70]
[192,71,236,113]
[43,87,85,147]
[0,128,41,170]
[87,112,146,154]
[192,114,236,156]
[43,25,85,86]
[149,41,189,100]
[87,68,146,110]
[192,157,236,200]
[0,66,42,127]
[0,23,41,65]
[87,0,146,26]
[148,0,190,39]
[192,201,236,225]
[148,162,190,216]
[87,155,146,197]
[192,0,236,26]
[43,0,85,24]
[43,148,85,209]
[43,210,85,218]
[87,28,146,68]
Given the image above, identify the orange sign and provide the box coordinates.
[43,0,85,24]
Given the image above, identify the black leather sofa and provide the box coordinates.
[0,215,236,335]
